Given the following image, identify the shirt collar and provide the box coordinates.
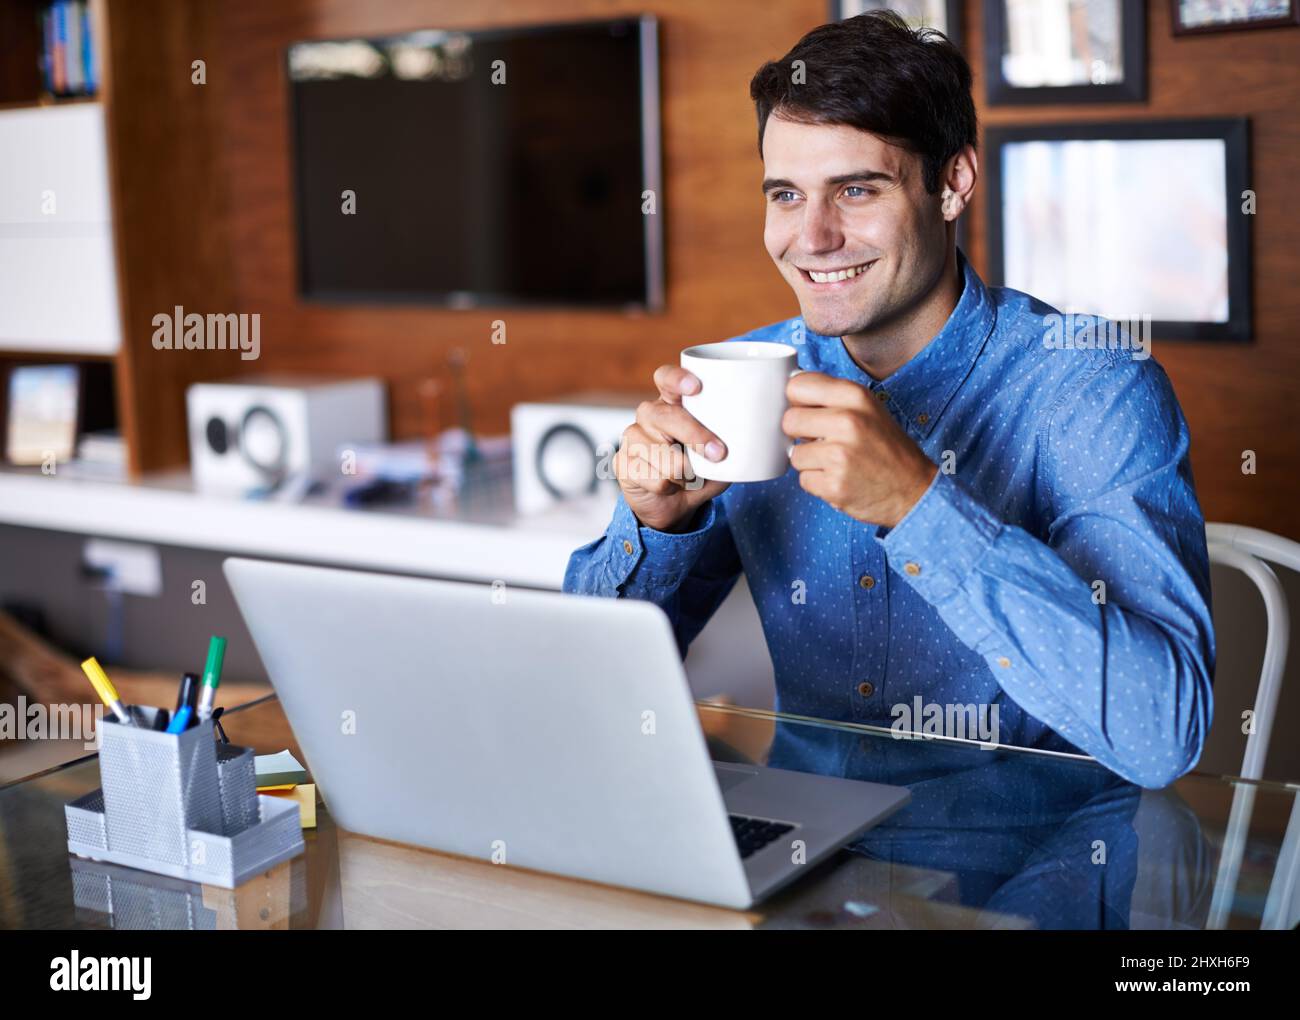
[808,247,997,440]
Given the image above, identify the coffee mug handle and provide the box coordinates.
[785,368,804,459]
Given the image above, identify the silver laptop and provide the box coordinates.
[223,557,910,910]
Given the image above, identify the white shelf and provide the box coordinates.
[0,467,779,709]
[0,469,613,589]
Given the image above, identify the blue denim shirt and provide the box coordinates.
[563,249,1215,789]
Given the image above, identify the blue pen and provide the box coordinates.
[165,704,193,734]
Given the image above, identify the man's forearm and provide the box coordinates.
[878,470,1214,788]
[563,493,744,657]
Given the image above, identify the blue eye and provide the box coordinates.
[771,190,798,203]
[844,185,873,198]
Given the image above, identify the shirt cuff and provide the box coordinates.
[877,470,1002,603]
[604,493,721,590]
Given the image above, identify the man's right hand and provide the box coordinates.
[613,365,730,532]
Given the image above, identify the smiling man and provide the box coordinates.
[563,13,1214,788]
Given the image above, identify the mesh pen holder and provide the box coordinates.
[65,707,305,888]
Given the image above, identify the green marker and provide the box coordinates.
[196,635,227,722]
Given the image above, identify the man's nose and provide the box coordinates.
[796,201,844,254]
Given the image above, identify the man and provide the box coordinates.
[563,13,1214,789]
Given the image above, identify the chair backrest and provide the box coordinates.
[1204,524,1299,930]
[1205,523,1296,781]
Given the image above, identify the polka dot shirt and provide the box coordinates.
[564,249,1215,790]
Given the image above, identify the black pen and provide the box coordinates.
[176,672,199,713]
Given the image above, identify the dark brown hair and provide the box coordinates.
[749,11,977,194]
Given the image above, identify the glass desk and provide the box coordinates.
[1,694,1296,930]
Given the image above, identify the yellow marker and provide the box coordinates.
[81,657,134,726]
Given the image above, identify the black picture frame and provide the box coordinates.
[829,0,962,50]
[984,118,1252,342]
[985,0,1146,105]
[1172,0,1299,35]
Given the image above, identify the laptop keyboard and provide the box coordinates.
[729,813,795,859]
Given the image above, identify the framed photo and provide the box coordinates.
[830,0,962,48]
[984,119,1252,342]
[985,0,1146,104]
[1173,0,1299,35]
[3,363,82,466]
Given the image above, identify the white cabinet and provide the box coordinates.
[0,103,120,354]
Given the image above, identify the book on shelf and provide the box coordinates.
[64,430,126,480]
[75,429,125,465]
[40,1,96,100]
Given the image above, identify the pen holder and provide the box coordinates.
[65,707,305,888]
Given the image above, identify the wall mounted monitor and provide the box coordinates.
[288,16,663,310]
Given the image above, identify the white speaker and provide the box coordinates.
[510,393,639,516]
[187,375,386,495]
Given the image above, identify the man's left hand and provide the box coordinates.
[783,372,938,528]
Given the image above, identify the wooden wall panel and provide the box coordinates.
[965,2,1300,541]
[134,0,1296,538]
[102,0,236,474]
[207,0,812,445]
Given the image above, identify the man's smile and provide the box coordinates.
[796,258,878,288]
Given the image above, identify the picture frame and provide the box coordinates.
[984,0,1146,105]
[1172,0,1300,35]
[830,0,962,49]
[3,362,82,466]
[984,118,1252,342]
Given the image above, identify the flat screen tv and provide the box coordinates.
[287,16,662,310]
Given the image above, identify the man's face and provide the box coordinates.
[761,115,947,338]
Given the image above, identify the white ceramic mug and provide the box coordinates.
[680,341,801,483]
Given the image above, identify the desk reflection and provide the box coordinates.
[756,717,1213,929]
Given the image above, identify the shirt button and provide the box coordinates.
[917,412,930,425]
[996,656,1011,668]
[858,573,876,590]
[857,681,875,698]
[622,539,634,555]
[875,389,890,402]
[904,562,921,576]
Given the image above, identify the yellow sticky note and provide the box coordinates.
[256,783,296,792]
[265,783,316,828]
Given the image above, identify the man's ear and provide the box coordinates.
[940,145,978,222]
